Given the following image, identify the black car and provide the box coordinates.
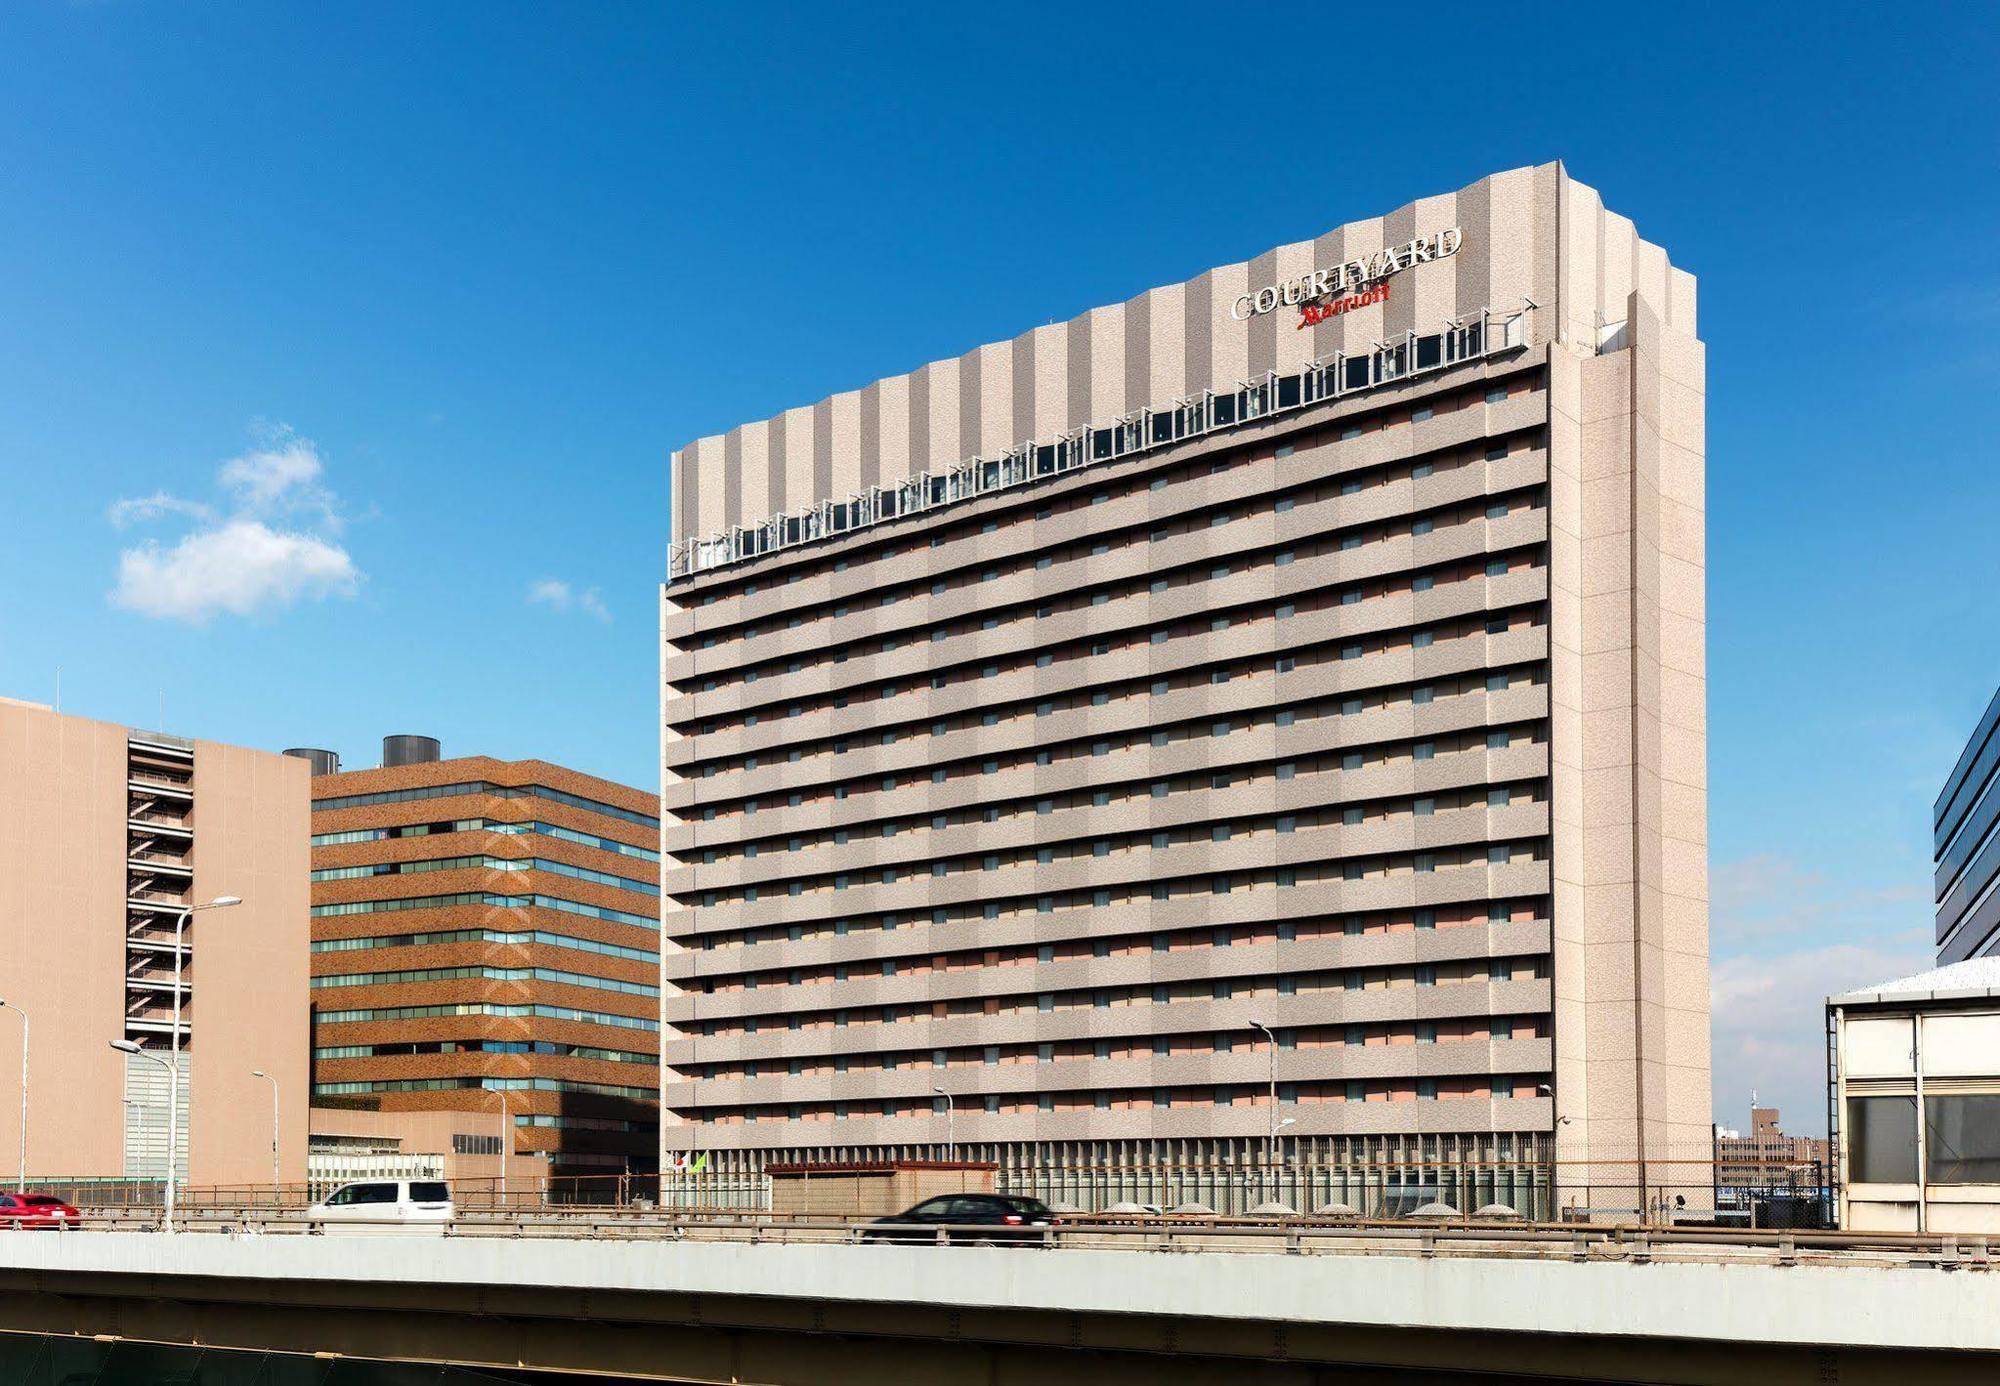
[862,1194,1056,1245]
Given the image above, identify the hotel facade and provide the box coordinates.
[660,164,1711,1213]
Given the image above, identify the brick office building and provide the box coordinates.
[298,737,662,1182]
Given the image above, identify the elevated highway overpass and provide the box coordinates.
[0,1217,1995,1383]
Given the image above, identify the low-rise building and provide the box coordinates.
[1829,959,2000,1232]
[0,695,310,1190]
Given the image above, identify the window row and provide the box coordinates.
[686,777,1538,908]
[310,891,657,929]
[315,1001,659,1031]
[686,894,1534,959]
[679,609,1542,809]
[683,454,1540,687]
[312,1075,654,1100]
[679,760,1542,912]
[315,1039,656,1064]
[313,780,658,829]
[312,854,659,896]
[680,1014,1547,1082]
[679,546,1543,742]
[677,372,1540,606]
[310,964,659,998]
[690,757,1536,871]
[688,901,1543,996]
[686,1073,1548,1126]
[682,953,1551,1040]
[313,817,660,862]
[312,927,658,964]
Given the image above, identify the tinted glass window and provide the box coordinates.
[1926,1095,2000,1184]
[22,1196,64,1206]
[408,1182,450,1204]
[351,1183,399,1205]
[999,1197,1051,1217]
[0,1196,15,1208]
[1848,1096,1919,1184]
[324,1187,356,1206]
[906,1197,952,1217]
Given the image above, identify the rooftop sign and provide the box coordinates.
[1231,228,1463,327]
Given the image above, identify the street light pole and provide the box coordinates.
[251,1069,279,1197]
[1249,1020,1279,1199]
[166,894,242,1204]
[932,1086,955,1162]
[488,1087,511,1210]
[0,1000,28,1192]
[112,1041,176,1230]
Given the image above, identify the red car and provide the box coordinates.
[0,1193,80,1228]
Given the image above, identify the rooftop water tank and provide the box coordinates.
[382,735,442,768]
[282,747,341,777]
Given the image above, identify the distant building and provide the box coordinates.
[296,737,662,1187]
[1936,688,2000,963]
[0,695,310,1188]
[1829,959,2000,1232]
[1712,1107,1828,1218]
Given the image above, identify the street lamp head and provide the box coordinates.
[110,1039,142,1055]
[1277,1117,1299,1129]
[1536,1083,1554,1096]
[932,1085,945,1095]
[251,1069,268,1078]
[206,895,243,909]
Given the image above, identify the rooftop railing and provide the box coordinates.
[668,304,1532,583]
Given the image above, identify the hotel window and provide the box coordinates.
[1417,1079,1438,1100]
[1415,798,1435,816]
[1485,386,1507,403]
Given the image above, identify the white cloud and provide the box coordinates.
[216,426,341,528]
[112,520,359,621]
[1710,940,1929,1129]
[1707,851,1933,1126]
[107,491,214,529]
[107,425,361,623]
[528,578,611,623]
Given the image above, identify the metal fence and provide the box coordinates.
[45,1157,1834,1232]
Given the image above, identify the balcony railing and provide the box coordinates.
[668,304,1532,583]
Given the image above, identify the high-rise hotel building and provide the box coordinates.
[660,164,1711,1208]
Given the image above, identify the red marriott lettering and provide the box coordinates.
[1230,227,1462,322]
[1297,284,1388,329]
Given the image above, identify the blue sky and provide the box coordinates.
[2,4,1996,1122]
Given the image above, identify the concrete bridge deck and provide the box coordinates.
[0,1222,1994,1383]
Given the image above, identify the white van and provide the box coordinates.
[306,1179,455,1233]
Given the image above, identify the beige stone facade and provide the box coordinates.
[659,163,1709,1211]
[0,697,310,1188]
